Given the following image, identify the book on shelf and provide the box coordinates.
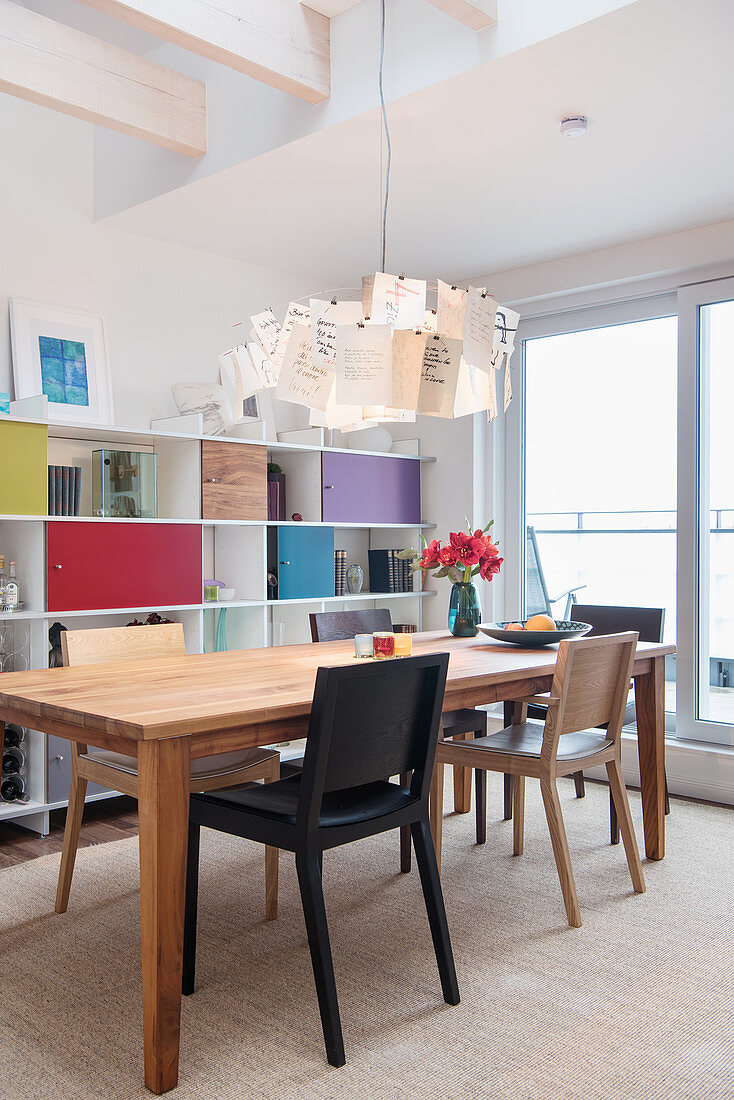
[47,465,82,516]
[368,549,414,594]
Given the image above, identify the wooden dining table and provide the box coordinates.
[0,630,673,1094]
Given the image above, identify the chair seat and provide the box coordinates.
[469,720,612,761]
[194,775,418,828]
[85,746,278,780]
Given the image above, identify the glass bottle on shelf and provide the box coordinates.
[3,725,25,748]
[2,745,27,774]
[1,774,29,802]
[3,562,19,609]
[0,555,6,603]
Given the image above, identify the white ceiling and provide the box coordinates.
[102,0,734,284]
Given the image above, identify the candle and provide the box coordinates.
[372,632,395,660]
[393,633,412,658]
[354,633,373,658]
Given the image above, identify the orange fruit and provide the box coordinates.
[505,623,524,631]
[525,613,555,631]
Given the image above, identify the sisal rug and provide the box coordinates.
[0,776,731,1100]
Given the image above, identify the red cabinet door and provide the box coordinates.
[47,522,202,612]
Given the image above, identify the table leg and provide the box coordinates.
[452,734,472,814]
[429,759,445,876]
[634,656,665,860]
[138,737,190,1094]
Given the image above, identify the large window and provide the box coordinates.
[523,314,677,718]
[504,286,734,749]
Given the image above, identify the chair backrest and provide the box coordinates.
[571,604,664,643]
[309,608,393,642]
[296,654,449,832]
[525,526,551,617]
[61,623,186,667]
[544,632,638,755]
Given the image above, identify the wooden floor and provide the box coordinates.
[0,797,138,869]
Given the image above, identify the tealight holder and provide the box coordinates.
[393,633,412,658]
[372,632,395,660]
[354,633,373,658]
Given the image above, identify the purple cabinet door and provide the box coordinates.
[322,453,421,524]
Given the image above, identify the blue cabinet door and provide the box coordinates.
[277,526,335,600]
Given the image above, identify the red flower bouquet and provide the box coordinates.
[399,521,503,637]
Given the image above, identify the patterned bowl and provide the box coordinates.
[477,620,593,648]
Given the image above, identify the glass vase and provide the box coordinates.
[448,581,481,638]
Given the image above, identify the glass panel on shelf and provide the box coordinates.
[92,449,157,518]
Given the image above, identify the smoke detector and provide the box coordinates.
[560,116,589,137]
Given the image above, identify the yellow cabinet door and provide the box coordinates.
[0,422,47,514]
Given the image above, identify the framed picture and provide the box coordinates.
[9,299,114,425]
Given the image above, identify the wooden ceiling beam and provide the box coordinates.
[422,0,498,31]
[0,0,206,156]
[74,0,331,103]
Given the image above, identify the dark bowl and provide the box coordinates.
[477,620,593,648]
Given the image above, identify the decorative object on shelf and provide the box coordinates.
[334,549,346,596]
[92,450,157,518]
[346,563,364,594]
[48,465,82,516]
[126,613,174,626]
[372,631,395,660]
[400,520,503,638]
[172,382,234,436]
[9,299,113,425]
[354,633,372,658]
[48,621,67,668]
[267,462,286,521]
[204,585,219,601]
[291,512,303,522]
[267,572,278,599]
[268,620,285,646]
[214,608,228,652]
[219,587,235,601]
[393,623,417,633]
[0,393,9,415]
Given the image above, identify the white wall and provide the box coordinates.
[468,217,734,310]
[0,96,317,427]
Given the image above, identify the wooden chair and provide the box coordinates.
[432,633,646,927]
[505,604,670,843]
[183,654,459,1067]
[54,624,281,919]
[309,608,488,870]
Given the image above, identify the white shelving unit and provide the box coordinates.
[0,415,436,835]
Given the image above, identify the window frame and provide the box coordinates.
[677,276,734,747]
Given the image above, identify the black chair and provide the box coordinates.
[183,654,459,1068]
[309,608,488,869]
[502,604,670,845]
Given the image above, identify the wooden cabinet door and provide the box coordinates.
[277,526,334,600]
[322,453,421,525]
[201,441,266,520]
[47,521,202,611]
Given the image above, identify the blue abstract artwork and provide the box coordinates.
[38,336,89,406]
